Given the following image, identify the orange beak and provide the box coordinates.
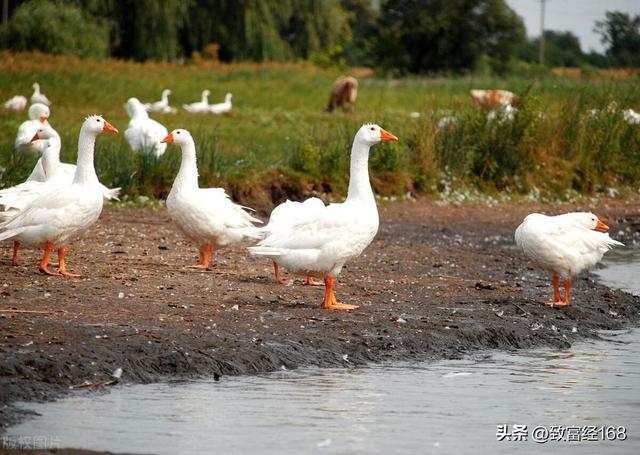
[39,116,47,123]
[160,133,174,144]
[30,132,40,142]
[102,120,118,133]
[380,128,398,142]
[595,219,609,233]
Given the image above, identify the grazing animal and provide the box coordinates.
[30,82,51,106]
[144,89,176,114]
[470,89,517,111]
[15,103,51,156]
[209,93,232,115]
[161,129,262,270]
[324,76,358,112]
[515,212,623,306]
[183,90,210,113]
[248,124,398,310]
[4,95,27,111]
[0,115,118,276]
[124,97,168,158]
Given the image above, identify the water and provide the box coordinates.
[593,249,640,296]
[5,253,640,455]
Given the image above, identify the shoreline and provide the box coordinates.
[1,198,639,432]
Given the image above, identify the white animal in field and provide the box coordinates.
[209,93,232,115]
[15,103,51,156]
[515,212,623,306]
[622,109,640,125]
[30,82,51,106]
[4,95,28,111]
[144,89,177,114]
[183,90,210,113]
[124,97,168,158]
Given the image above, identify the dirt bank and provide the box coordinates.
[1,198,639,431]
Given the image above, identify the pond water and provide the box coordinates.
[4,252,640,455]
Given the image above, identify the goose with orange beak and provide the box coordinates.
[515,212,623,306]
[161,129,262,270]
[14,103,53,156]
[0,115,118,276]
[249,124,398,310]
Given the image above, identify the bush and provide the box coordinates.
[0,0,109,59]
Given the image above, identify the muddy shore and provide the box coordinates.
[1,198,639,433]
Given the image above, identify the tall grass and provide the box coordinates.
[1,51,639,209]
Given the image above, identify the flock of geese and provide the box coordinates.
[0,83,626,310]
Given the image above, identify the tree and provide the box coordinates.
[595,11,640,67]
[0,0,109,58]
[517,31,586,67]
[373,0,526,75]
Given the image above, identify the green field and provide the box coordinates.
[1,52,639,209]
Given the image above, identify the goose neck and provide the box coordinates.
[73,129,99,185]
[173,138,199,191]
[346,140,374,203]
[41,138,61,178]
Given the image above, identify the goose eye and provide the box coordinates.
[176,131,181,134]
[370,127,375,131]
[96,119,101,122]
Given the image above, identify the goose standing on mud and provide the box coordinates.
[124,97,168,158]
[183,90,210,113]
[161,129,262,269]
[0,115,118,276]
[30,82,51,106]
[15,103,51,155]
[515,212,623,306]
[145,89,177,114]
[4,95,27,111]
[249,124,398,310]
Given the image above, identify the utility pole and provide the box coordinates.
[539,0,546,65]
[2,0,8,26]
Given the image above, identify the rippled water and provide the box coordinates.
[5,253,640,455]
[594,249,640,296]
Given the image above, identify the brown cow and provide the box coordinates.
[324,76,358,112]
[470,89,518,111]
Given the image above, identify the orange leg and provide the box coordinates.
[11,240,20,266]
[321,276,358,311]
[57,247,81,277]
[189,244,213,269]
[38,242,59,276]
[562,278,571,306]
[273,261,286,285]
[545,274,563,306]
[305,275,323,286]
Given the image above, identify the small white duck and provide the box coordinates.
[183,90,210,113]
[0,115,118,276]
[249,124,398,310]
[252,198,326,285]
[30,82,51,106]
[144,89,177,114]
[515,212,623,306]
[4,95,28,111]
[124,97,168,158]
[161,129,262,269]
[209,93,232,115]
[15,103,51,155]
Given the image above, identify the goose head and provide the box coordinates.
[125,97,147,118]
[570,212,609,233]
[30,123,57,142]
[82,115,118,135]
[355,124,398,147]
[160,128,192,146]
[28,103,50,123]
[32,82,40,92]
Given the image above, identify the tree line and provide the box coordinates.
[1,0,638,73]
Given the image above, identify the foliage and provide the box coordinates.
[595,11,640,68]
[0,0,109,59]
[517,31,587,67]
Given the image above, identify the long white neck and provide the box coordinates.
[41,135,62,178]
[162,91,169,104]
[172,137,199,192]
[73,128,99,185]
[33,84,40,95]
[346,139,374,203]
[201,92,209,104]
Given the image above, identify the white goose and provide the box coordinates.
[18,124,121,200]
[4,95,28,111]
[124,98,168,158]
[161,129,262,269]
[144,89,177,114]
[0,115,118,276]
[30,82,51,106]
[249,124,398,310]
[252,198,326,285]
[209,93,232,115]
[15,103,51,155]
[183,90,210,113]
[515,212,623,306]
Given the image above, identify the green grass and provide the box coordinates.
[1,52,640,209]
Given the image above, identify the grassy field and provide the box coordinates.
[1,51,639,209]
